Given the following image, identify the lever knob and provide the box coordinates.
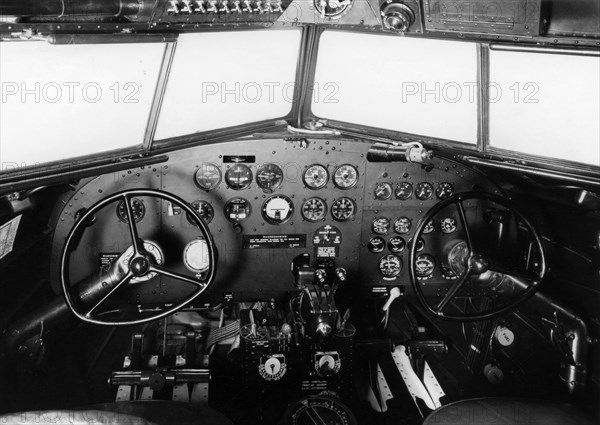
[382,287,401,312]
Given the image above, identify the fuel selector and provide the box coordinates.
[259,354,287,381]
[380,1,415,32]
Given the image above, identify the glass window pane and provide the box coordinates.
[489,50,600,166]
[154,29,302,140]
[0,42,164,171]
[312,31,479,144]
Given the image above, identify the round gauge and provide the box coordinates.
[183,237,210,273]
[394,217,412,234]
[186,200,214,225]
[372,217,391,235]
[259,355,287,382]
[256,163,284,192]
[388,236,406,253]
[333,164,359,189]
[436,182,454,199]
[262,195,294,224]
[116,198,145,223]
[440,217,457,234]
[423,219,435,234]
[301,197,327,222]
[225,164,253,190]
[416,254,435,279]
[331,197,357,221]
[283,395,357,425]
[395,182,413,200]
[224,197,251,222]
[410,237,425,252]
[194,163,222,190]
[415,182,434,200]
[368,236,386,253]
[303,164,329,190]
[379,254,403,279]
[374,182,393,200]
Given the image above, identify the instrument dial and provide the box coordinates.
[331,197,356,221]
[256,163,284,192]
[395,182,413,200]
[301,197,327,222]
[262,195,294,224]
[368,237,386,253]
[116,198,145,223]
[436,182,454,199]
[388,236,406,253]
[372,217,391,235]
[394,217,412,234]
[303,164,329,190]
[225,164,253,190]
[186,200,214,225]
[183,237,210,273]
[224,197,251,222]
[379,254,403,279]
[333,164,359,189]
[374,182,393,200]
[194,163,222,191]
[440,217,457,234]
[423,219,435,234]
[416,182,434,200]
[415,254,435,279]
[410,237,425,252]
[283,396,357,425]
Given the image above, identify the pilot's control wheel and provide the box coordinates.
[60,189,217,326]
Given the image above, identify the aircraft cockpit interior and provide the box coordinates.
[0,1,599,424]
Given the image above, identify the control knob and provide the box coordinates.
[381,2,415,32]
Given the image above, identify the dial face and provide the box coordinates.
[394,217,412,234]
[225,164,253,190]
[416,182,434,200]
[194,163,222,190]
[415,254,435,278]
[301,197,327,222]
[410,237,425,252]
[333,164,359,189]
[303,164,329,190]
[368,236,386,253]
[395,182,413,200]
[423,219,435,234]
[436,182,454,199]
[224,198,251,222]
[388,236,406,253]
[441,265,458,280]
[287,396,357,425]
[440,217,457,234]
[262,195,294,224]
[374,182,393,200]
[331,197,356,221]
[183,237,210,273]
[187,200,214,225]
[379,254,403,279]
[256,163,284,192]
[372,217,391,235]
[116,198,145,223]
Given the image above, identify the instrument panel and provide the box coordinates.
[50,138,501,304]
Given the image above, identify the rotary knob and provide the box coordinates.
[381,2,414,32]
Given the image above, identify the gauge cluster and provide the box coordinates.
[50,138,501,304]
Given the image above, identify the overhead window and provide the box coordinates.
[0,41,164,172]
[153,29,302,141]
[312,31,479,145]
[488,50,600,166]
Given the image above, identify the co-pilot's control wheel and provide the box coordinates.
[60,189,217,326]
[409,192,546,321]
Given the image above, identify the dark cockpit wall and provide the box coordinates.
[1,2,600,425]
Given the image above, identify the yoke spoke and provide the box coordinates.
[435,271,471,313]
[150,264,207,287]
[122,194,144,255]
[86,271,133,318]
[456,200,473,252]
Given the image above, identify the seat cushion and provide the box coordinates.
[422,398,595,425]
[0,401,234,425]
